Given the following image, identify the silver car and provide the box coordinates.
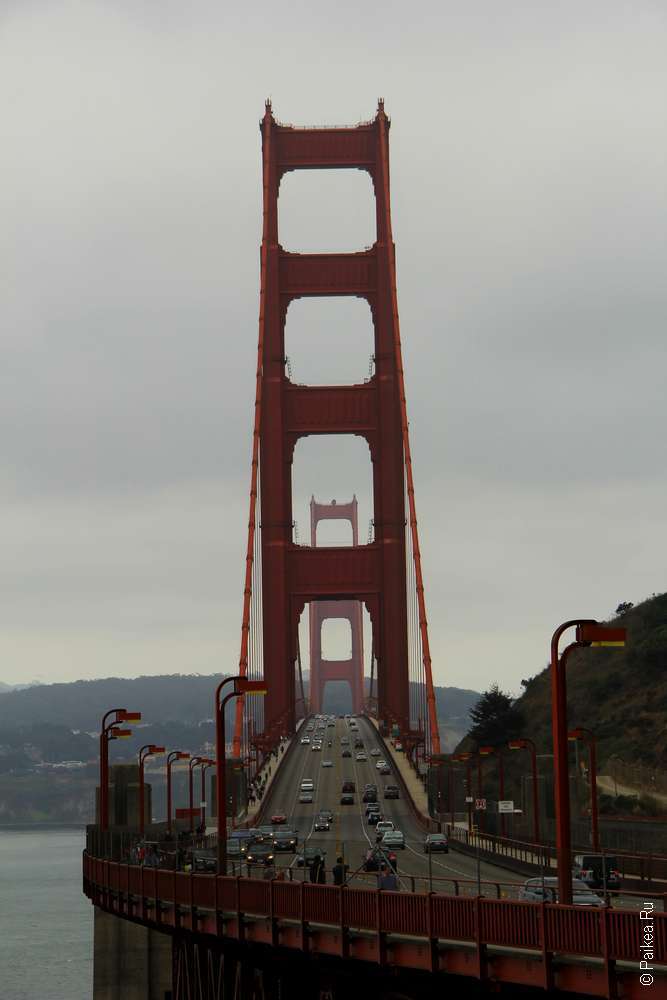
[519,877,604,907]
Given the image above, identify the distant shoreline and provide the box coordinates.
[0,822,87,830]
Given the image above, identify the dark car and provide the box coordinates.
[572,854,621,891]
[384,785,400,800]
[226,839,247,859]
[341,749,352,758]
[319,809,334,822]
[271,813,287,825]
[296,846,327,868]
[379,765,392,775]
[340,793,354,805]
[424,833,449,854]
[354,739,364,749]
[362,789,378,803]
[367,811,383,826]
[365,802,381,816]
[314,815,330,831]
[363,846,398,872]
[273,829,298,852]
[341,780,355,793]
[245,843,275,866]
[192,849,217,872]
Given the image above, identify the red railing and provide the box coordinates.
[83,853,667,976]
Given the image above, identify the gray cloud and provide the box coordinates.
[1,1,665,694]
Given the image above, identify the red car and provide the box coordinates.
[270,813,287,825]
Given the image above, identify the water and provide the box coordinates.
[0,828,92,1000]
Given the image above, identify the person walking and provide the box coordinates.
[309,854,324,884]
[332,856,348,886]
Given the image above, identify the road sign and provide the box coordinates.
[475,798,486,811]
[465,795,474,803]
[498,800,514,813]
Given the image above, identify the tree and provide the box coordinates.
[468,684,522,745]
[615,602,634,616]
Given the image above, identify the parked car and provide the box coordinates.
[424,833,449,853]
[519,878,605,907]
[384,785,400,800]
[572,855,621,891]
[273,830,298,852]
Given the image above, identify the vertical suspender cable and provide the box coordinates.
[376,106,441,755]
[232,111,272,757]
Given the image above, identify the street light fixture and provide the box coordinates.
[99,708,141,832]
[138,744,165,837]
[568,727,600,853]
[454,752,474,833]
[166,751,190,836]
[200,758,215,834]
[508,737,540,846]
[215,676,267,874]
[550,620,625,904]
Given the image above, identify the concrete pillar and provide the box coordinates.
[93,907,171,1000]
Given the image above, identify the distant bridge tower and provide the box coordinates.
[308,497,364,715]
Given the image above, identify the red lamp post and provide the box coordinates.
[166,751,190,836]
[550,620,625,904]
[138,744,165,837]
[508,737,540,846]
[569,727,600,853]
[200,758,215,833]
[216,676,267,874]
[479,745,506,836]
[99,708,141,832]
[454,752,474,833]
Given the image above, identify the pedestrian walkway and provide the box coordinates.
[367,718,430,817]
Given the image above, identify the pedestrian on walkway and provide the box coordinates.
[378,864,398,890]
[332,856,348,886]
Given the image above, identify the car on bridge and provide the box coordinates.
[365,802,381,816]
[519,877,605,907]
[381,830,405,849]
[375,759,387,769]
[423,833,449,853]
[341,780,355,793]
[301,737,310,745]
[356,752,368,762]
[367,810,384,825]
[340,737,349,745]
[321,759,333,768]
[384,785,400,799]
[271,813,287,825]
[572,854,621,891]
[273,830,298,852]
[296,846,327,868]
[300,779,314,791]
[363,846,398,872]
[319,809,334,822]
[370,748,381,756]
[379,764,392,775]
[245,843,275,866]
[311,744,322,752]
[192,849,217,873]
[362,787,378,803]
[341,749,351,758]
[299,791,314,803]
[340,793,354,805]
[258,825,276,840]
[375,820,395,842]
[226,839,247,860]
[314,815,330,831]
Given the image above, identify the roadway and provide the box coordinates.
[251,715,524,894]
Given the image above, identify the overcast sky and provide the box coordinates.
[1,2,665,697]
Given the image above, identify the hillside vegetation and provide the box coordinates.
[510,593,667,770]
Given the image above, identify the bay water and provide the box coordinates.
[0,828,92,1000]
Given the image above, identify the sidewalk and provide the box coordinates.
[367,718,430,816]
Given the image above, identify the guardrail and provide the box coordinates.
[447,825,667,884]
[84,851,666,987]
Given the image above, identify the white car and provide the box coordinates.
[375,820,395,836]
[370,748,381,757]
[321,760,333,768]
[311,744,322,752]
[300,779,314,791]
[356,752,367,762]
[301,737,310,745]
[376,760,387,769]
